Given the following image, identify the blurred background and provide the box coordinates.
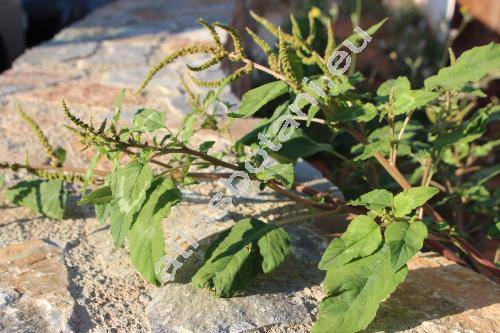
[0,0,114,72]
[1,0,499,75]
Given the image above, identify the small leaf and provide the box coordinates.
[335,18,388,53]
[434,105,493,151]
[425,43,500,90]
[133,108,166,132]
[54,147,67,165]
[0,173,5,189]
[353,140,390,161]
[192,218,290,297]
[5,179,67,219]
[256,163,295,188]
[319,215,382,270]
[229,81,289,118]
[393,186,439,217]
[78,185,113,205]
[487,222,500,240]
[199,141,215,153]
[349,189,394,212]
[385,221,427,272]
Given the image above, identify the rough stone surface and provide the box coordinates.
[0,1,499,333]
[0,239,74,332]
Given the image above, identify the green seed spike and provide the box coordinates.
[137,44,218,93]
[306,7,321,45]
[246,28,272,54]
[250,11,302,48]
[297,48,316,65]
[180,75,198,103]
[188,72,226,88]
[15,103,60,167]
[197,18,223,48]
[189,62,253,88]
[322,17,335,60]
[214,22,244,60]
[61,98,93,132]
[278,29,301,92]
[290,14,303,39]
[186,56,221,72]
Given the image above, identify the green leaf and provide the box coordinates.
[0,173,5,189]
[385,221,427,272]
[109,201,133,248]
[353,140,390,161]
[425,43,500,90]
[467,164,500,186]
[128,177,181,285]
[393,186,439,217]
[78,185,113,205]
[377,76,411,97]
[434,105,492,151]
[256,163,295,188]
[182,112,196,143]
[199,141,215,153]
[116,162,154,214]
[133,108,166,132]
[319,215,382,270]
[348,189,394,212]
[192,218,290,297]
[5,179,67,219]
[393,90,439,115]
[95,203,110,225]
[307,105,320,126]
[54,147,67,165]
[313,246,407,333]
[335,18,388,53]
[228,81,289,118]
[331,103,377,122]
[275,135,335,162]
[487,222,500,240]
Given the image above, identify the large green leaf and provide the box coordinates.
[313,246,407,333]
[229,81,289,118]
[109,200,133,248]
[116,162,154,214]
[128,177,181,285]
[425,43,500,90]
[330,103,377,123]
[393,186,439,217]
[393,90,438,115]
[377,77,410,97]
[385,221,427,272]
[192,218,290,297]
[5,179,67,219]
[319,215,382,270]
[275,135,335,162]
[348,189,394,212]
[133,108,166,132]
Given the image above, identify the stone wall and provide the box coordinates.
[0,1,499,332]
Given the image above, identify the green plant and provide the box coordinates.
[1,6,499,333]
